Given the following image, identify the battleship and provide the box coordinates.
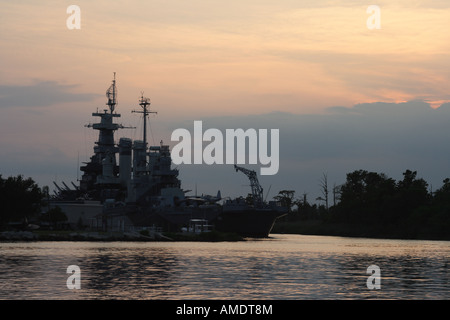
[50,75,287,238]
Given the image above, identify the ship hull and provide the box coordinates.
[125,205,286,238]
[214,208,286,238]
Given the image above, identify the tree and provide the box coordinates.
[383,170,429,225]
[332,183,341,207]
[433,178,450,205]
[317,173,329,211]
[334,170,396,223]
[0,174,44,227]
[396,170,429,208]
[274,190,296,212]
[41,206,68,229]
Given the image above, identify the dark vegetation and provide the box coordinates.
[273,170,450,240]
[1,170,450,240]
[0,174,44,228]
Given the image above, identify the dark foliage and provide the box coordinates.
[274,169,450,240]
[0,174,44,226]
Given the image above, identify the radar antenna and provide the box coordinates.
[106,72,117,113]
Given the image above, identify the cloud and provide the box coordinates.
[0,81,99,108]
[2,97,449,201]
[167,100,450,200]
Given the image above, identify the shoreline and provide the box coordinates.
[272,220,450,242]
[1,227,449,242]
[0,229,244,242]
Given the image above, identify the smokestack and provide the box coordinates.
[133,140,146,177]
[102,153,114,178]
[119,137,132,186]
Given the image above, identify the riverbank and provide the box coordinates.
[0,230,157,242]
[0,229,244,242]
[272,219,450,241]
[3,222,448,242]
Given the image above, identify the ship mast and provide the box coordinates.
[132,93,157,149]
[80,73,126,191]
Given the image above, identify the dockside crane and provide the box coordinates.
[234,165,264,207]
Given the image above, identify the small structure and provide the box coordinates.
[182,219,213,234]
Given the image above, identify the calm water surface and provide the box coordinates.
[0,234,449,299]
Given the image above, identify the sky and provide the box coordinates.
[1,0,450,202]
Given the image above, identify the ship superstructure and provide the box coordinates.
[54,74,183,204]
[126,94,184,206]
[79,73,126,199]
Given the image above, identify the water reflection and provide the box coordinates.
[0,251,75,299]
[77,247,180,299]
[0,236,449,299]
[329,246,450,299]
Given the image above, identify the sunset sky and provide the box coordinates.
[2,0,450,200]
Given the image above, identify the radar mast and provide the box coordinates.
[132,92,157,149]
[106,72,117,113]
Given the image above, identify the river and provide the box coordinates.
[0,234,448,299]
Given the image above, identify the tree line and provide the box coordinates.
[273,169,450,240]
[2,170,450,239]
[0,174,66,229]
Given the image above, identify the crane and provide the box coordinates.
[234,165,264,207]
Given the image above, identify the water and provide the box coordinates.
[0,234,449,299]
